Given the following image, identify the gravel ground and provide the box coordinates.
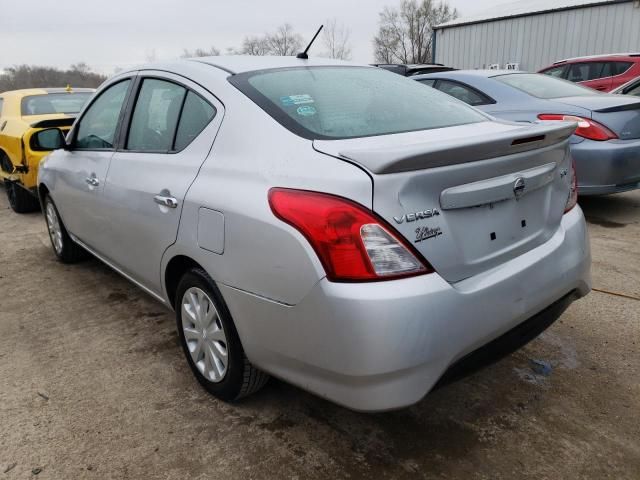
[1,185,639,479]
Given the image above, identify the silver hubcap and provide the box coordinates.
[181,287,228,382]
[45,201,63,254]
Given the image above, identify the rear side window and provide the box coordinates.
[174,92,216,151]
[231,67,487,140]
[495,73,596,99]
[127,79,186,152]
[606,61,633,76]
[435,79,493,106]
[0,98,4,116]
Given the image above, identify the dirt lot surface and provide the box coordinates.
[1,185,639,479]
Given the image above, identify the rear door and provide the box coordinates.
[98,72,222,294]
[569,62,612,92]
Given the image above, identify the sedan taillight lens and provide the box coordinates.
[268,188,432,282]
[565,158,578,213]
[538,114,617,141]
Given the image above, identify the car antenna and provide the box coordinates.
[296,25,324,59]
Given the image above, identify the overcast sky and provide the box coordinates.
[1,0,515,74]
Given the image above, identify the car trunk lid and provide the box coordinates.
[553,95,640,139]
[314,121,576,283]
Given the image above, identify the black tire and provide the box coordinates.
[43,195,87,263]
[175,268,269,401]
[5,180,40,213]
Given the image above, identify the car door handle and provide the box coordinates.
[154,194,179,208]
[85,176,99,187]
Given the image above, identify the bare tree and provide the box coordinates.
[373,0,458,64]
[240,35,272,56]
[265,24,304,56]
[322,19,352,60]
[180,46,221,58]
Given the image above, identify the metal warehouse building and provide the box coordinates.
[433,0,640,71]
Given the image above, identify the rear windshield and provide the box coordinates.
[21,93,92,116]
[494,73,597,99]
[230,67,487,140]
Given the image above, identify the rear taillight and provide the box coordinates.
[268,188,432,282]
[538,114,617,141]
[565,158,578,213]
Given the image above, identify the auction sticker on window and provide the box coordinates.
[280,94,314,106]
[296,105,317,117]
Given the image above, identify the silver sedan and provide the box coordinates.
[35,57,591,411]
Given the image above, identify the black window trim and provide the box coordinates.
[70,76,137,152]
[117,74,216,155]
[431,78,497,106]
[228,65,488,141]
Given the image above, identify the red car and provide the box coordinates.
[539,53,640,92]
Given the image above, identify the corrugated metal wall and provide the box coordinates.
[434,1,640,71]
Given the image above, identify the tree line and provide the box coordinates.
[0,63,107,91]
[1,1,457,91]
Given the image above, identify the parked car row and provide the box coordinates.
[0,87,93,212]
[3,56,594,412]
[413,70,640,196]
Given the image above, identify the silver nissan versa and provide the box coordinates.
[35,56,591,411]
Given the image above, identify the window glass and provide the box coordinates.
[418,79,436,87]
[436,79,491,106]
[233,67,487,140]
[21,93,91,116]
[625,81,640,97]
[567,62,604,82]
[541,66,567,78]
[127,79,186,152]
[495,73,596,99]
[76,80,130,149]
[174,91,216,151]
[0,98,4,116]
[612,61,633,76]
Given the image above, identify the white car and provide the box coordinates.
[34,56,591,411]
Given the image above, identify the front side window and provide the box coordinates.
[75,80,131,149]
[127,79,186,152]
[494,73,596,99]
[21,93,91,116]
[231,67,487,140]
[567,62,603,82]
[435,79,492,106]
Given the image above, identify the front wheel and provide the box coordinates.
[44,195,86,263]
[176,268,269,401]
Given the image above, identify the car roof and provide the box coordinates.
[413,69,526,79]
[553,53,640,64]
[187,55,362,75]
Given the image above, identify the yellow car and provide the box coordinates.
[0,87,93,212]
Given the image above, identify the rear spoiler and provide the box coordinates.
[594,102,640,113]
[335,122,576,175]
[30,117,76,129]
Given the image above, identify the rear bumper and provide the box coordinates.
[572,137,640,195]
[221,207,591,411]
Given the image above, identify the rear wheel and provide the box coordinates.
[44,195,86,263]
[5,180,40,213]
[175,268,269,401]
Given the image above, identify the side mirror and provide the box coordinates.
[30,128,68,152]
